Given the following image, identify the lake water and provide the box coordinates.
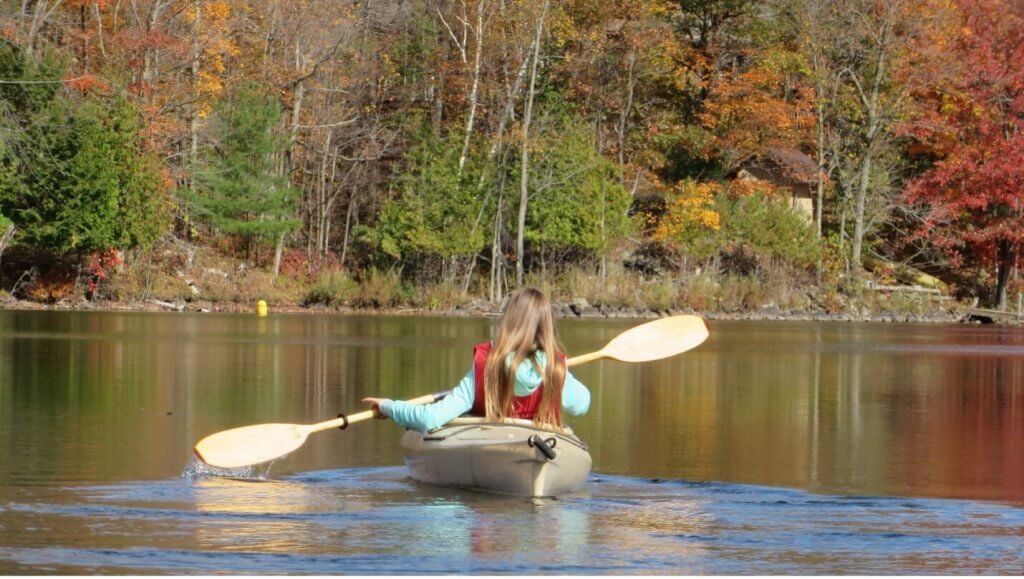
[0,311,1021,573]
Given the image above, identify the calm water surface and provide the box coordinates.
[0,311,1021,574]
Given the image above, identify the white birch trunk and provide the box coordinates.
[458,0,489,173]
[515,0,549,288]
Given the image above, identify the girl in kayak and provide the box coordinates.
[363,288,590,432]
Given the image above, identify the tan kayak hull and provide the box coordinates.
[399,418,591,497]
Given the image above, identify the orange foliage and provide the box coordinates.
[25,272,77,303]
[700,52,814,168]
[725,178,785,199]
[64,0,111,9]
[188,1,237,117]
[64,73,110,94]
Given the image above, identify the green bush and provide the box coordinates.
[362,131,489,266]
[715,193,820,269]
[304,271,356,307]
[519,114,635,257]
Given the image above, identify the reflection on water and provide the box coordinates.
[0,468,1020,574]
[0,311,1022,573]
[577,320,1024,503]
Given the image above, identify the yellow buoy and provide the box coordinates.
[256,300,268,316]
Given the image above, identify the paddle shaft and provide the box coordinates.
[308,392,444,434]
[566,351,606,366]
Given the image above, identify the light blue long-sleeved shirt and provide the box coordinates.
[379,352,590,432]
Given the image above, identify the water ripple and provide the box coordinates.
[0,469,1020,575]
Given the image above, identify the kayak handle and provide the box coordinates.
[528,435,557,461]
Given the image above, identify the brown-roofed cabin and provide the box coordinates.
[732,148,820,223]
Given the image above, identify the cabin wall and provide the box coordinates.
[735,169,815,224]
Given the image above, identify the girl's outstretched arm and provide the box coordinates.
[365,368,476,432]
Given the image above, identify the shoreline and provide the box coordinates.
[0,295,982,325]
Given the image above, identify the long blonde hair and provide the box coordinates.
[483,288,566,428]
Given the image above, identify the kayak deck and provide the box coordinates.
[400,417,591,497]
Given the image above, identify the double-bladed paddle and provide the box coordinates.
[193,314,709,469]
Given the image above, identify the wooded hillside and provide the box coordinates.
[1,0,1021,312]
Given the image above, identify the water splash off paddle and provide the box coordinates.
[180,455,273,480]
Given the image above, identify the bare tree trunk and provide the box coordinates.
[431,73,443,134]
[287,47,306,184]
[486,53,530,163]
[995,240,1015,310]
[273,233,285,277]
[489,161,511,303]
[849,0,892,271]
[274,43,307,279]
[490,190,505,302]
[95,2,106,59]
[316,131,333,255]
[322,152,345,256]
[456,48,529,291]
[851,151,871,269]
[26,0,62,56]
[340,191,357,266]
[458,0,489,173]
[516,0,549,288]
[263,0,279,77]
[839,193,848,249]
[814,78,826,238]
[0,224,15,271]
[142,1,165,83]
[600,179,607,282]
[187,0,202,239]
[616,49,636,170]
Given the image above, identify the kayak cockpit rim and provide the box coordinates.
[417,417,588,451]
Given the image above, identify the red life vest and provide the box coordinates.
[469,341,563,422]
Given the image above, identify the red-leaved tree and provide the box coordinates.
[904,0,1024,308]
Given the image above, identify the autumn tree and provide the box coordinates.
[698,45,814,171]
[652,179,722,260]
[781,0,847,237]
[810,0,955,271]
[903,0,1024,309]
[2,0,1011,310]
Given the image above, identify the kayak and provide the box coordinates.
[399,417,591,497]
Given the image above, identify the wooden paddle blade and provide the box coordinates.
[194,423,311,469]
[600,315,709,363]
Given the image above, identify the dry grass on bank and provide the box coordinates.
[304,270,472,311]
[530,261,818,313]
[108,242,306,306]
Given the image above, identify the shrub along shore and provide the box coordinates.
[0,243,969,324]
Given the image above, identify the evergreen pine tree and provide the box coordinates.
[194,83,299,268]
